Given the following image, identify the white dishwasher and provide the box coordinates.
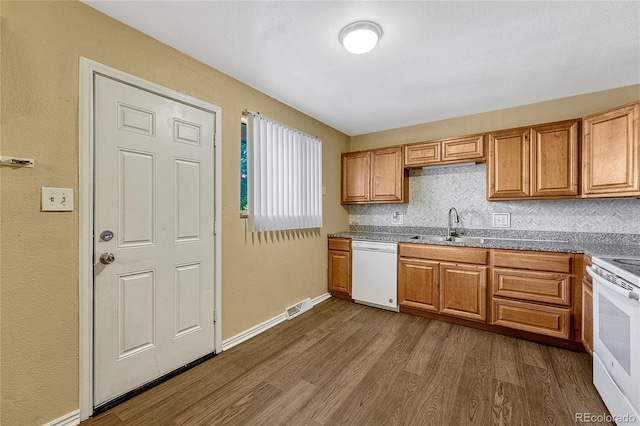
[351,240,399,312]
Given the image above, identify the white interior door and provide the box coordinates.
[93,75,215,406]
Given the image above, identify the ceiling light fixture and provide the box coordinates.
[339,21,382,54]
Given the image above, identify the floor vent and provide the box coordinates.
[285,298,313,320]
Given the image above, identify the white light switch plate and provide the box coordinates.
[392,212,403,225]
[492,213,510,228]
[42,187,74,211]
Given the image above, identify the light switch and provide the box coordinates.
[492,212,510,228]
[42,187,74,212]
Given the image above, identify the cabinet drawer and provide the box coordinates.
[492,268,571,306]
[328,238,351,251]
[491,298,570,339]
[399,243,488,265]
[404,141,440,167]
[491,250,572,273]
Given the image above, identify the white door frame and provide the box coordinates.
[78,57,223,421]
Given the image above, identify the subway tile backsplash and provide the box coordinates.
[348,163,640,235]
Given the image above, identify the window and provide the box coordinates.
[243,111,322,232]
[240,121,248,214]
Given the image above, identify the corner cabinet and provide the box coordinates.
[341,146,408,204]
[582,102,640,198]
[487,120,580,200]
[328,238,352,300]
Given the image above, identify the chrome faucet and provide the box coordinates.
[447,207,459,240]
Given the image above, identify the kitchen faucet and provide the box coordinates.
[447,207,459,240]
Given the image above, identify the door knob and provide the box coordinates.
[99,252,115,265]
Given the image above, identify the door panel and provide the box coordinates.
[94,75,215,406]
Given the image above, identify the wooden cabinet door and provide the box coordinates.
[582,279,593,354]
[404,141,440,167]
[531,120,579,197]
[328,249,351,295]
[487,128,530,199]
[439,263,487,322]
[398,258,439,312]
[370,147,406,202]
[441,134,484,163]
[583,103,640,197]
[341,151,370,203]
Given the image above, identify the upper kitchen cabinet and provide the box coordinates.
[582,102,640,198]
[341,151,370,203]
[341,146,408,204]
[404,134,484,168]
[487,120,580,200]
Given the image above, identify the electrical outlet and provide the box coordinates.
[392,212,403,225]
[492,213,510,228]
[42,187,74,212]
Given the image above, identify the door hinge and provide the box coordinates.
[214,308,217,323]
[214,220,217,235]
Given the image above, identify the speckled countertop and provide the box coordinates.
[328,228,640,258]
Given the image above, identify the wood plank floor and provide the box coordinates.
[82,298,612,426]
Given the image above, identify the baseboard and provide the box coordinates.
[221,293,332,351]
[312,292,331,305]
[222,313,286,351]
[44,410,80,426]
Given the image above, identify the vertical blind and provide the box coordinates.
[245,111,323,232]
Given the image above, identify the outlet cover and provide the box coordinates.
[492,213,510,228]
[392,212,404,225]
[42,187,74,212]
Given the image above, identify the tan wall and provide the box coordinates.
[351,85,640,151]
[0,2,349,425]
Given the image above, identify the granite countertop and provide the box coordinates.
[328,230,640,258]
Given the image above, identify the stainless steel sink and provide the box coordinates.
[451,236,485,244]
[410,235,448,242]
[410,235,485,244]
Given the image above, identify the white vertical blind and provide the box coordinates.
[246,111,322,232]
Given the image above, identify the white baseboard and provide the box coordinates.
[44,410,80,426]
[222,313,286,351]
[312,292,331,306]
[221,293,332,351]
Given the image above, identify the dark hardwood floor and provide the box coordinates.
[82,297,612,425]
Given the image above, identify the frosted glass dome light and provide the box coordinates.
[339,21,382,54]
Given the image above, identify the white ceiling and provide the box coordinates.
[83,1,640,136]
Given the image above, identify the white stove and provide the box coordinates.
[588,256,640,425]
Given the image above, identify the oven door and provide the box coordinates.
[590,268,640,413]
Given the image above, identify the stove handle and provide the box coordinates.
[587,266,640,301]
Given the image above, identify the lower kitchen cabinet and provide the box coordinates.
[328,238,352,299]
[581,254,593,354]
[398,258,439,312]
[489,249,574,340]
[581,280,593,354]
[440,263,487,322]
[398,244,488,323]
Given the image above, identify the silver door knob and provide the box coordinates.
[99,252,115,265]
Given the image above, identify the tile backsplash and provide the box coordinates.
[348,163,640,235]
